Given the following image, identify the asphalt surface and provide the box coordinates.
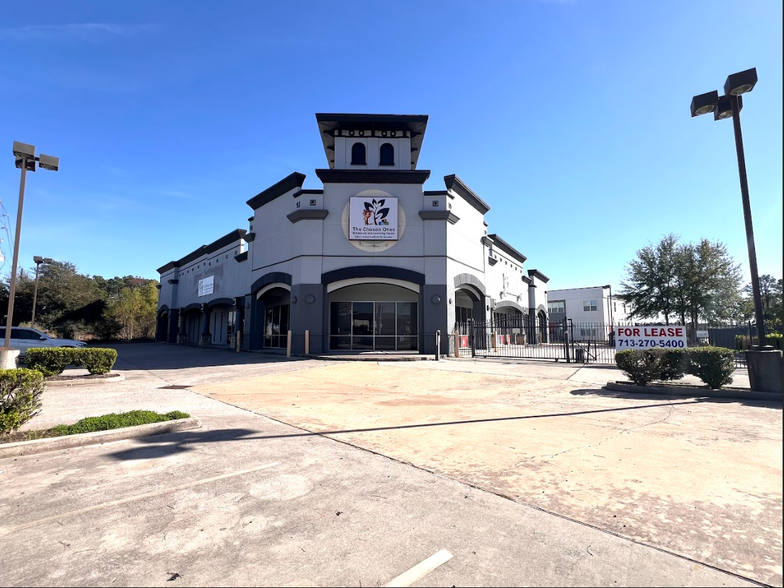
[1,343,774,587]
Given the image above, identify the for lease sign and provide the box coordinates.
[615,326,687,350]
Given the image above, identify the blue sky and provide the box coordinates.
[0,0,781,292]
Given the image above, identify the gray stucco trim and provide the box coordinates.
[495,300,526,313]
[206,297,234,309]
[183,303,202,312]
[418,210,460,224]
[487,257,498,266]
[157,229,247,274]
[488,233,527,264]
[292,189,323,199]
[315,113,429,168]
[321,265,426,286]
[315,169,431,184]
[158,305,169,314]
[527,269,550,283]
[443,175,490,214]
[250,272,293,294]
[244,233,256,242]
[167,279,179,285]
[287,209,330,223]
[246,172,306,210]
[522,275,532,285]
[234,251,248,263]
[453,273,486,296]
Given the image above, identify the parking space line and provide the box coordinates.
[384,549,454,587]
[0,462,279,535]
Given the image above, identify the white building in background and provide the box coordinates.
[545,285,630,341]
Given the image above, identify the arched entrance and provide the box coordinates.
[156,307,169,342]
[538,309,548,344]
[493,301,526,345]
[256,286,290,349]
[328,281,418,351]
[206,298,236,347]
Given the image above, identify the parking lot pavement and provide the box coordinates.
[1,378,755,587]
[193,360,781,586]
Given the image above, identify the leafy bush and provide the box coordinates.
[615,350,662,386]
[658,349,688,381]
[25,348,78,377]
[24,347,117,376]
[77,348,117,375]
[48,410,189,436]
[687,347,736,389]
[615,349,688,386]
[0,369,45,437]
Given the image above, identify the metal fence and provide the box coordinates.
[459,318,620,364]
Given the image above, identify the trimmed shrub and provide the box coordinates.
[687,347,736,389]
[76,348,118,375]
[48,410,189,436]
[615,350,662,386]
[25,348,78,377]
[24,347,117,376]
[0,369,45,436]
[615,348,687,385]
[653,349,688,381]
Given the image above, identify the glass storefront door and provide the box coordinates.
[264,304,290,348]
[330,301,417,351]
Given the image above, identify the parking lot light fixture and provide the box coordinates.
[2,142,59,355]
[690,68,766,349]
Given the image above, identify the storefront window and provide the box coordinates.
[329,301,418,351]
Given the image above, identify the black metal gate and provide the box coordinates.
[462,318,619,364]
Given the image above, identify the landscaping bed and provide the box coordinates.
[1,410,190,444]
[605,380,781,402]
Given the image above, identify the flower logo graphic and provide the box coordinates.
[363,199,390,226]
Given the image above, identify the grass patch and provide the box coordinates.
[3,410,189,443]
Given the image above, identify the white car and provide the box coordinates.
[0,326,87,357]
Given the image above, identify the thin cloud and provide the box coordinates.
[0,23,158,41]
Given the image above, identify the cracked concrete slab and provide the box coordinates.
[193,360,782,586]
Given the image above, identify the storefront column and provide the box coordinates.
[177,308,188,345]
[234,296,245,351]
[290,284,325,355]
[167,309,180,344]
[199,304,212,347]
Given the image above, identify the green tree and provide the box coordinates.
[107,281,158,340]
[620,235,743,340]
[739,275,783,332]
[620,234,680,325]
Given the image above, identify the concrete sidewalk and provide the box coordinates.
[1,344,761,587]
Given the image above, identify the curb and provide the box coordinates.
[605,381,781,402]
[0,417,202,460]
[299,354,433,362]
[44,373,125,387]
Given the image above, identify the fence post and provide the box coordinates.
[563,319,570,363]
[286,329,292,358]
[454,328,460,358]
[470,318,477,358]
[305,330,310,355]
[435,330,440,361]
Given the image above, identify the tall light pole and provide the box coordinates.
[603,284,614,344]
[2,142,59,358]
[691,68,782,393]
[31,255,54,328]
[691,68,767,348]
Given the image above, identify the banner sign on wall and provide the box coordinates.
[198,275,214,297]
[615,326,687,350]
[349,196,398,241]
